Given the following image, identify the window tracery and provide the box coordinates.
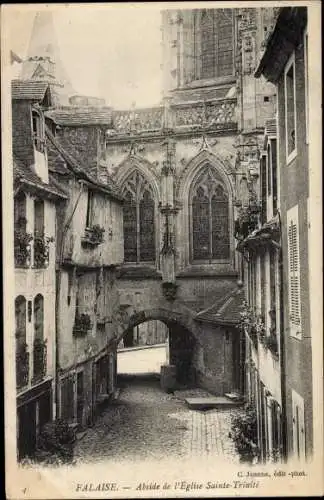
[194,9,234,80]
[190,167,230,262]
[122,171,155,263]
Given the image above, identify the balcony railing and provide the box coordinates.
[16,342,29,390]
[111,99,238,135]
[172,99,237,131]
[14,230,33,268]
[32,338,47,383]
[114,107,163,134]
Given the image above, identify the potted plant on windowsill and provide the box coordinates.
[238,301,263,349]
[14,228,33,268]
[81,225,105,247]
[230,403,260,464]
[33,234,54,269]
[263,329,279,356]
[35,419,76,465]
[234,200,261,241]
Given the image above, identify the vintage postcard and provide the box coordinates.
[2,1,323,498]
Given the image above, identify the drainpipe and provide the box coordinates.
[55,180,85,417]
[277,209,287,462]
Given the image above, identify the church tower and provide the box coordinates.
[161,7,277,131]
[20,10,75,104]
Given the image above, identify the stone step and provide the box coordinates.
[185,396,243,410]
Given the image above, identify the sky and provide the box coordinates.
[6,5,163,109]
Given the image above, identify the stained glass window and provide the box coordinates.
[196,9,234,80]
[191,167,230,262]
[201,10,215,79]
[122,171,155,263]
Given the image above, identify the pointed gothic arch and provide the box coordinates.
[121,170,156,264]
[190,166,230,262]
[177,150,235,267]
[193,8,235,81]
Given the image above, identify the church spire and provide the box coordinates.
[20,10,75,104]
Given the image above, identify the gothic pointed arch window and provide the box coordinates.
[190,167,230,262]
[122,171,155,263]
[194,9,234,80]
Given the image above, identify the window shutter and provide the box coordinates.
[287,205,301,337]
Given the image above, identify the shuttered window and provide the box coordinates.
[287,205,301,337]
[284,55,297,161]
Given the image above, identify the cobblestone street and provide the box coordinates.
[74,373,241,465]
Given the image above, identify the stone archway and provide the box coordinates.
[117,308,199,388]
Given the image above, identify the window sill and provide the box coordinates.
[117,265,162,280]
[81,237,104,248]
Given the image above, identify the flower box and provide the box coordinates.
[162,282,178,301]
[14,230,33,268]
[81,225,105,247]
[34,234,54,269]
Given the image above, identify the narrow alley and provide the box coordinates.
[74,346,241,465]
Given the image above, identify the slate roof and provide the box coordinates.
[45,126,123,202]
[14,157,67,199]
[11,79,49,101]
[195,286,245,326]
[45,106,113,126]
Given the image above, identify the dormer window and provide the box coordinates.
[32,109,45,153]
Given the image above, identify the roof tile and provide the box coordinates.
[45,106,113,126]
[14,157,67,199]
[45,126,123,201]
[195,287,244,325]
[11,79,49,101]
